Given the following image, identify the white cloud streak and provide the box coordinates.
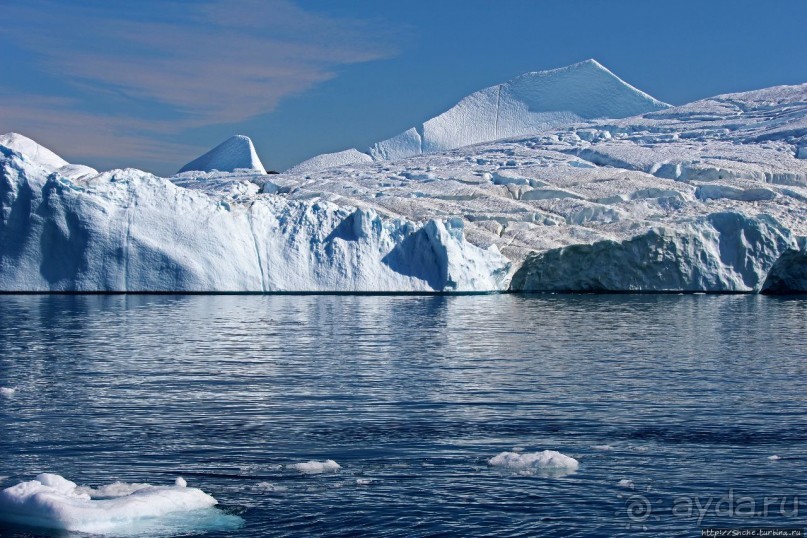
[0,0,395,172]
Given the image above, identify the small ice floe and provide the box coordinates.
[768,455,782,461]
[591,445,614,451]
[617,479,635,489]
[356,479,373,486]
[488,450,579,477]
[0,387,16,398]
[289,460,341,475]
[254,482,288,493]
[0,473,243,535]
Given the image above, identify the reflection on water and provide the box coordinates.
[0,294,805,537]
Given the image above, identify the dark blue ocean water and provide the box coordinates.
[0,294,805,537]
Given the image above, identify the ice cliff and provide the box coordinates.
[1,60,805,293]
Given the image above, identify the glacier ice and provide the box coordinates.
[178,135,266,174]
[0,473,242,535]
[0,61,806,294]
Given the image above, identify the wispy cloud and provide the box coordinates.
[0,0,396,173]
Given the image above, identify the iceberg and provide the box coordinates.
[178,135,266,174]
[0,473,242,536]
[0,62,805,294]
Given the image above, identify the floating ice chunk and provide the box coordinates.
[591,445,614,451]
[175,477,187,488]
[618,479,635,489]
[254,482,288,493]
[289,460,341,475]
[355,479,372,486]
[0,473,242,536]
[768,455,781,461]
[488,450,579,477]
[0,387,16,397]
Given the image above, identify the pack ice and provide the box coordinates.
[0,60,805,293]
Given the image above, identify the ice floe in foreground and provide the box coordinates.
[289,460,342,475]
[0,473,243,536]
[488,450,579,477]
[0,387,15,398]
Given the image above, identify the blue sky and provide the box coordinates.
[1,0,806,175]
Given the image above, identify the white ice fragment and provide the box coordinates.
[355,479,372,486]
[0,387,16,398]
[175,477,187,488]
[0,473,242,535]
[591,445,614,451]
[488,450,579,477]
[289,460,341,475]
[768,455,781,461]
[254,482,288,493]
[618,479,635,489]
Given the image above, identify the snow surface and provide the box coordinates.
[287,148,372,175]
[289,460,342,474]
[292,59,669,172]
[0,133,68,170]
[488,450,579,476]
[178,135,266,174]
[0,473,242,535]
[1,62,806,293]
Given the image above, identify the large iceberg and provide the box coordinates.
[0,61,805,293]
[0,145,509,292]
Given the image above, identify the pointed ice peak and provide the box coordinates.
[0,132,69,170]
[509,58,669,111]
[361,58,670,164]
[178,135,266,174]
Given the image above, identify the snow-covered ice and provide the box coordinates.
[1,59,805,293]
[0,473,242,536]
[289,460,341,474]
[488,450,579,476]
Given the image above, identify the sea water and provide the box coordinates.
[0,294,805,537]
